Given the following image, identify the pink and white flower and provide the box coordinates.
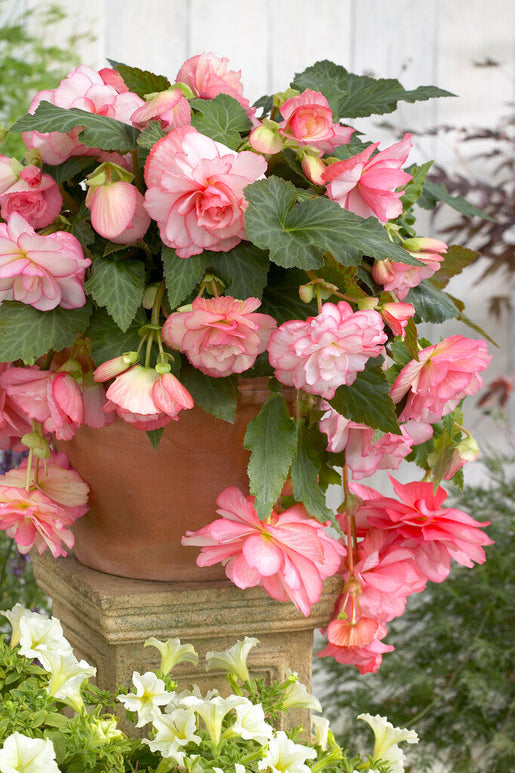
[267,301,387,399]
[380,302,415,337]
[85,180,150,243]
[0,213,90,311]
[277,89,354,152]
[176,52,252,114]
[182,486,345,617]
[372,238,447,300]
[390,335,491,423]
[162,295,277,377]
[144,126,267,258]
[131,88,191,131]
[0,165,62,229]
[323,134,413,223]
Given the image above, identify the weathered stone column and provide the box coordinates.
[33,553,341,731]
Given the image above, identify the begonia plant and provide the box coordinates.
[0,53,494,671]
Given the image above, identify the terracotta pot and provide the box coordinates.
[58,379,271,582]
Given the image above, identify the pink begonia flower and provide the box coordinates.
[0,454,89,557]
[0,165,63,229]
[98,67,129,93]
[144,126,267,258]
[182,486,345,617]
[319,406,431,480]
[162,295,277,377]
[267,301,387,399]
[353,476,493,581]
[85,180,151,243]
[0,363,32,451]
[441,434,479,480]
[99,364,194,431]
[372,238,447,300]
[176,52,253,114]
[22,65,144,165]
[323,134,413,223]
[390,335,491,423]
[277,90,354,152]
[380,302,415,337]
[0,213,90,311]
[131,89,191,131]
[0,155,21,195]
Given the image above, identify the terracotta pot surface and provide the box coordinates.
[58,379,272,582]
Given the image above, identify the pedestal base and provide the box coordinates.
[33,553,341,732]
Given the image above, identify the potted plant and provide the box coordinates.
[0,52,493,671]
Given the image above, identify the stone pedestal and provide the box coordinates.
[33,553,341,732]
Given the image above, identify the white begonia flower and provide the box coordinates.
[1,604,72,659]
[144,637,198,675]
[311,715,331,751]
[181,694,247,746]
[205,637,260,682]
[231,696,274,745]
[357,714,418,773]
[0,733,61,773]
[118,671,173,727]
[281,670,322,712]
[144,707,201,763]
[258,731,317,773]
[44,651,96,712]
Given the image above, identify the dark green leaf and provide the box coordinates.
[161,247,210,309]
[10,102,139,153]
[430,245,480,289]
[261,267,318,324]
[85,307,146,365]
[292,422,335,524]
[0,302,92,365]
[147,427,164,449]
[137,122,167,149]
[208,243,270,300]
[406,281,460,323]
[330,358,401,434]
[244,393,298,519]
[42,156,95,184]
[84,256,145,331]
[418,177,493,220]
[402,161,434,209]
[244,177,421,270]
[180,367,238,422]
[107,59,171,97]
[190,94,252,150]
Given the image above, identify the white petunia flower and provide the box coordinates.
[1,604,72,659]
[144,707,201,763]
[205,637,260,682]
[44,651,96,712]
[181,694,246,746]
[281,670,322,712]
[144,637,198,675]
[231,697,273,745]
[258,730,317,773]
[311,715,331,751]
[118,671,173,726]
[357,713,419,773]
[0,733,61,773]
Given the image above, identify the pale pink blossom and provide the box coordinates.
[23,65,144,165]
[0,213,90,311]
[323,134,413,223]
[98,67,129,93]
[390,335,491,423]
[162,295,277,377]
[381,302,415,337]
[0,363,32,450]
[182,486,345,616]
[372,238,447,300]
[277,90,354,152]
[85,180,150,243]
[144,126,267,258]
[267,301,387,399]
[176,52,252,114]
[101,365,194,430]
[131,89,191,131]
[0,155,21,195]
[0,165,62,229]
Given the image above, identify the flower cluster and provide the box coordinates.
[0,52,493,669]
[0,605,419,773]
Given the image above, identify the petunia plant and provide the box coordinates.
[0,53,494,671]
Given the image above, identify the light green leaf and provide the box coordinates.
[180,366,239,423]
[402,161,434,209]
[190,94,252,150]
[0,302,92,365]
[330,358,401,434]
[84,256,145,331]
[244,393,298,519]
[291,422,335,524]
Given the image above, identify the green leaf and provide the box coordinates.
[42,156,95,184]
[430,245,480,289]
[180,367,238,422]
[107,59,171,97]
[330,358,401,434]
[137,122,167,149]
[261,267,318,324]
[402,161,434,209]
[190,94,252,150]
[291,60,454,120]
[244,393,298,519]
[147,427,164,449]
[291,422,335,523]
[161,247,210,309]
[244,177,421,270]
[406,281,460,323]
[208,243,270,300]
[0,302,92,364]
[418,177,493,220]
[84,256,145,331]
[10,102,139,153]
[85,307,146,365]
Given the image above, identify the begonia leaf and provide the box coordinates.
[162,247,210,310]
[107,59,172,97]
[0,301,92,365]
[207,244,270,300]
[179,366,238,423]
[190,94,252,150]
[42,156,96,184]
[292,422,336,525]
[137,122,167,149]
[429,245,480,289]
[244,176,422,270]
[402,161,434,209]
[260,267,318,324]
[418,177,492,220]
[84,256,145,332]
[244,393,298,520]
[11,102,139,153]
[330,358,401,434]
[406,281,460,323]
[86,307,146,366]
